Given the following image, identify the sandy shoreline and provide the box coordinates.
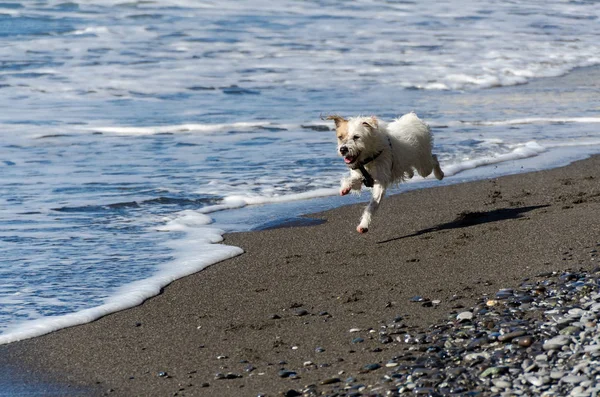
[1,155,599,396]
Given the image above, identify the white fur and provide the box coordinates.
[329,112,444,233]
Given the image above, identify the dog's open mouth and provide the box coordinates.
[344,155,357,165]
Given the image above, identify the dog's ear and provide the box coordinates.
[322,114,347,128]
[361,116,378,130]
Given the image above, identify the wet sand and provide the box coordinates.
[1,155,599,397]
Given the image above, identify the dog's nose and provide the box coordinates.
[339,146,348,155]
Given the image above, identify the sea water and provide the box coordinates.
[0,0,599,344]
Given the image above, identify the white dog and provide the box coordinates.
[326,112,444,233]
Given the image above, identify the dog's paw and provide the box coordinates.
[340,187,351,196]
[356,225,368,234]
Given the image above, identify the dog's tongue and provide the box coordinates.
[344,156,355,164]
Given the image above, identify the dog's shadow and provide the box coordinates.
[377,205,549,244]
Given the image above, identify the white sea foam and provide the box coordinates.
[88,122,275,135]
[459,117,600,127]
[199,188,339,214]
[443,142,547,177]
[0,211,242,345]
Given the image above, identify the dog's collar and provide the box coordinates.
[350,137,393,188]
[353,150,382,188]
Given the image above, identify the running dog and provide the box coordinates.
[325,112,444,233]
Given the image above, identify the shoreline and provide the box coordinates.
[1,155,599,396]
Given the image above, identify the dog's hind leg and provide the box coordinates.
[432,154,444,180]
[357,183,386,234]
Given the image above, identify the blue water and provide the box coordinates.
[0,0,599,344]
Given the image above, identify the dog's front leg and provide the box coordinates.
[357,183,386,233]
[340,171,363,196]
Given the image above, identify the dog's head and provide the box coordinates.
[325,115,380,167]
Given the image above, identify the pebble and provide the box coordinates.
[362,363,381,371]
[457,311,473,321]
[543,335,570,350]
[498,330,526,342]
[514,336,534,347]
[278,370,297,378]
[319,377,341,385]
[294,309,308,316]
[562,375,588,384]
[215,373,242,380]
[524,375,549,387]
[492,379,512,388]
[480,366,508,378]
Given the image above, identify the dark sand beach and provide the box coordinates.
[2,156,599,397]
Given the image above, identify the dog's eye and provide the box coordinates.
[353,135,360,140]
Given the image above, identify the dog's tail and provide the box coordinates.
[432,154,444,180]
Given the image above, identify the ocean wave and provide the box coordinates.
[457,117,600,126]
[0,210,243,345]
[194,141,560,214]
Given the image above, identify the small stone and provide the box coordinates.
[514,336,534,347]
[278,370,298,378]
[498,330,526,342]
[157,372,168,377]
[215,372,242,380]
[363,363,381,371]
[486,300,498,307]
[479,366,508,378]
[315,347,325,353]
[562,375,588,384]
[559,326,581,336]
[303,361,314,367]
[568,308,584,317]
[349,328,361,333]
[320,377,341,385]
[495,289,514,299]
[535,354,548,362]
[410,296,426,302]
[379,335,393,344]
[217,355,228,360]
[543,335,570,350]
[413,387,436,395]
[492,379,511,388]
[295,309,309,316]
[201,383,210,388]
[457,311,473,321]
[385,361,398,368]
[282,390,302,397]
[352,337,364,344]
[270,314,281,320]
[525,375,548,387]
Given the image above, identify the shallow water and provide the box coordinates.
[0,0,599,343]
